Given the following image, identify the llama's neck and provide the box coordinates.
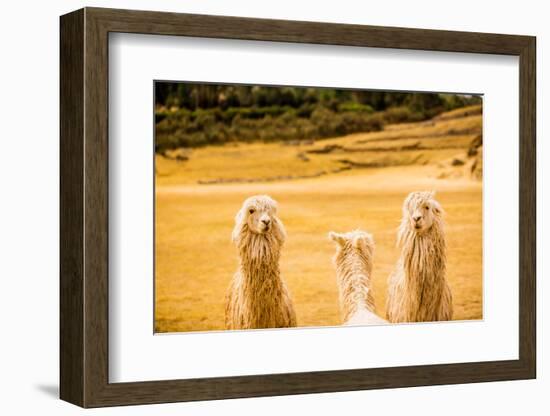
[335,250,376,322]
[399,223,447,317]
[238,233,282,290]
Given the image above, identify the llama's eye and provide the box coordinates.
[425,206,430,210]
[248,208,255,214]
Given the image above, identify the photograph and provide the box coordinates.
[154,81,483,333]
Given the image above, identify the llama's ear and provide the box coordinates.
[353,234,374,251]
[231,209,244,243]
[432,200,444,215]
[403,192,414,211]
[329,231,346,246]
[273,217,286,244]
[269,196,278,212]
[352,235,364,250]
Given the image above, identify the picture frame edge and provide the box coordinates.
[59,7,537,408]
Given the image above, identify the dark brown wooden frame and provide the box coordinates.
[60,7,536,408]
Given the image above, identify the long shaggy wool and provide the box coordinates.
[225,195,297,330]
[330,230,387,326]
[386,191,453,323]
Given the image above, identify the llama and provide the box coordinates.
[329,230,387,326]
[225,195,297,330]
[386,191,453,323]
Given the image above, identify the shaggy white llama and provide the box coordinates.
[329,230,387,326]
[225,195,297,330]
[386,191,453,323]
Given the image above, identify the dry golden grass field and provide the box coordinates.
[155,105,483,332]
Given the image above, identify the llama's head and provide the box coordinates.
[401,191,443,234]
[232,195,286,245]
[329,230,375,268]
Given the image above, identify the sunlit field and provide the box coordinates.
[155,105,483,332]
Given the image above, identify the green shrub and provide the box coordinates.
[155,100,456,152]
[337,102,374,113]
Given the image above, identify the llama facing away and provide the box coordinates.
[329,230,387,326]
[225,195,297,330]
[386,191,453,323]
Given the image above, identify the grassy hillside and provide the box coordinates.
[155,83,482,152]
[156,105,482,186]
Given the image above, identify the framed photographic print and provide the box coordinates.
[60,7,536,408]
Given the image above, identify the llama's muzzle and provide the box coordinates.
[260,216,271,231]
